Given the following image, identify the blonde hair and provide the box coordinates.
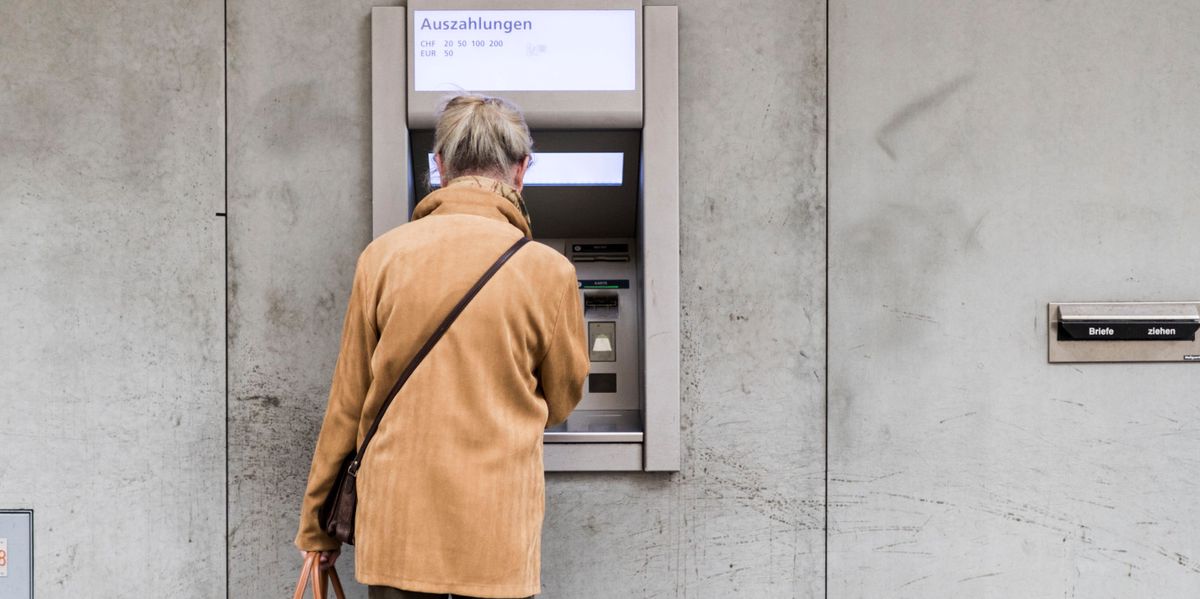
[433,94,533,184]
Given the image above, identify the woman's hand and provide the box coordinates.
[299,549,341,570]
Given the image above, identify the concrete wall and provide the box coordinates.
[226,1,378,596]
[0,1,225,596]
[226,1,825,598]
[829,1,1200,596]
[13,0,1200,597]
[11,0,1200,597]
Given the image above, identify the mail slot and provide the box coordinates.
[1049,302,1200,363]
[1058,303,1200,341]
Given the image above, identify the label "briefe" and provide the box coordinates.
[1087,326,1178,337]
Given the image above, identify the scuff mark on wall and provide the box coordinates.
[875,73,974,161]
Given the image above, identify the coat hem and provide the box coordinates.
[358,570,539,598]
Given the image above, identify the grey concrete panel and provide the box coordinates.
[229,1,824,597]
[227,1,385,597]
[830,1,1200,596]
[0,0,225,595]
[543,0,826,595]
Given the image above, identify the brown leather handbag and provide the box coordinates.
[319,237,530,544]
[293,551,346,599]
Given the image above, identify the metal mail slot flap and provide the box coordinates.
[1058,303,1200,341]
[1059,303,1200,322]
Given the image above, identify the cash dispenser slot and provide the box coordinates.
[573,256,631,262]
[572,243,632,263]
[1058,304,1200,341]
[584,293,619,310]
[584,292,619,315]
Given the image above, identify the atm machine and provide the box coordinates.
[370,1,679,472]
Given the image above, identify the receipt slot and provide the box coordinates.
[1049,302,1200,363]
[371,2,680,471]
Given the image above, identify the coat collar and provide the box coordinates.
[411,176,532,238]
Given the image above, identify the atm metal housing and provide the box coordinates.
[370,2,680,471]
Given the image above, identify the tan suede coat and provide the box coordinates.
[296,177,588,598]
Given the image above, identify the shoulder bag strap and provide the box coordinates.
[347,236,530,475]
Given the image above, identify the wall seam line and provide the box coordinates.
[823,0,831,597]
[223,0,231,596]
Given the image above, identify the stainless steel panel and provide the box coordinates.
[544,431,644,443]
[570,239,641,414]
[1049,302,1200,363]
[544,443,643,471]
[1059,303,1200,322]
[640,5,681,472]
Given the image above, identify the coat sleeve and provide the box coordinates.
[538,269,589,427]
[295,256,378,551]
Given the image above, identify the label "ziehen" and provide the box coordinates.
[1094,327,1182,336]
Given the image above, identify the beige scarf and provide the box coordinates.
[442,175,532,229]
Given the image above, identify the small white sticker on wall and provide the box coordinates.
[0,537,8,577]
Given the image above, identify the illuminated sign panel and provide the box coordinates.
[429,152,624,187]
[413,10,636,91]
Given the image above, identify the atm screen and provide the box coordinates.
[428,152,624,188]
[410,129,640,238]
[412,10,636,92]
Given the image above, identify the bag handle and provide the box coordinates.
[292,553,314,599]
[347,236,530,476]
[293,552,346,599]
